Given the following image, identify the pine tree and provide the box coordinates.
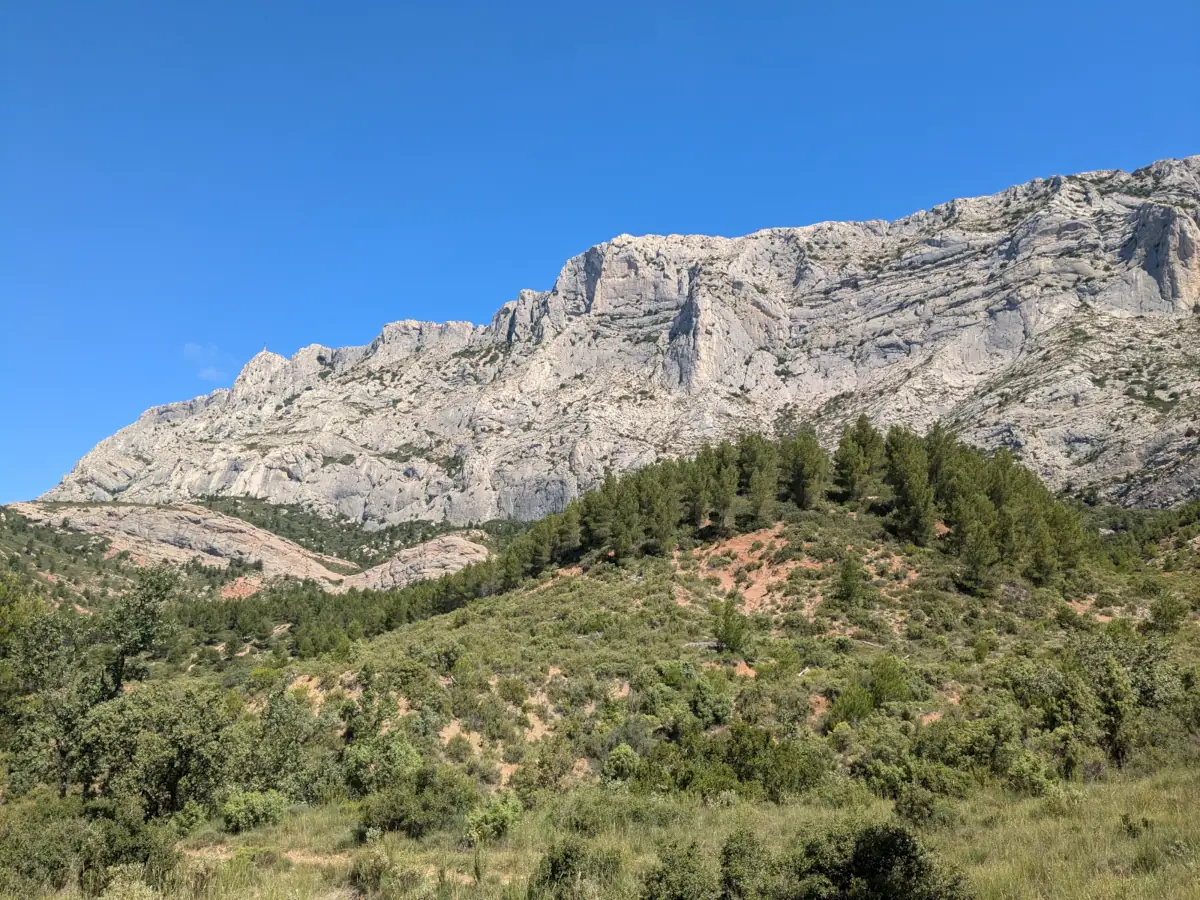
[783,429,829,510]
[610,482,642,559]
[885,426,937,546]
[833,415,885,503]
[556,504,582,556]
[834,553,865,607]
[739,435,779,528]
[713,443,740,532]
[642,466,680,554]
[581,472,617,549]
[684,450,715,528]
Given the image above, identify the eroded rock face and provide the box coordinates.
[44,156,1200,521]
[10,502,490,592]
[339,534,491,592]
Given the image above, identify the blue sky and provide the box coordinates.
[2,1,1198,503]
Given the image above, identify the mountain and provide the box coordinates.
[43,155,1200,525]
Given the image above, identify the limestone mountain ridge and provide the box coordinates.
[44,154,1200,525]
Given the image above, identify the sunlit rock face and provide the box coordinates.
[46,156,1200,522]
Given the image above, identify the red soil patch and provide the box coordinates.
[809,694,830,723]
[920,711,943,725]
[1068,597,1113,624]
[732,660,757,679]
[689,526,829,615]
[220,575,262,599]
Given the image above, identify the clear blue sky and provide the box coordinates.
[2,1,1198,503]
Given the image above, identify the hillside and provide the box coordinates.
[2,420,1199,899]
[1,501,490,600]
[41,155,1200,524]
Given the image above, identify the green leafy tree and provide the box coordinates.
[1094,655,1136,768]
[99,567,177,700]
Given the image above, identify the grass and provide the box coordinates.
[159,770,1200,899]
[936,769,1200,900]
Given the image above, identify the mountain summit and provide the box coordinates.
[45,156,1200,524]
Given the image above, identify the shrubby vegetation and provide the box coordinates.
[1,417,1199,898]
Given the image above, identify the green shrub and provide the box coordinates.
[220,790,288,834]
[360,765,478,839]
[603,743,640,782]
[641,840,719,900]
[465,791,521,845]
[527,837,623,899]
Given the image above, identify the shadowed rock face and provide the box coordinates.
[44,156,1200,523]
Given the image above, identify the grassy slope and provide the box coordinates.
[146,500,1200,900]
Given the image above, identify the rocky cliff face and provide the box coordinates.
[44,156,1200,523]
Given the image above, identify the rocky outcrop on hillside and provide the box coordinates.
[10,502,489,591]
[339,534,490,592]
[44,156,1200,521]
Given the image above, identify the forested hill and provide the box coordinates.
[2,418,1200,899]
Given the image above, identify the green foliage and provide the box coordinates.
[603,743,640,782]
[3,416,1200,898]
[221,789,288,833]
[886,425,937,545]
[767,822,969,900]
[465,791,521,845]
[360,764,479,839]
[781,430,830,511]
[712,597,750,654]
[527,837,623,900]
[833,415,885,503]
[641,840,719,900]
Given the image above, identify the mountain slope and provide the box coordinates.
[44,155,1200,523]
[8,501,489,593]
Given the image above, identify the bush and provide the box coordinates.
[603,743,640,782]
[350,844,391,893]
[527,837,623,899]
[772,823,969,900]
[360,765,478,839]
[99,864,157,900]
[826,683,874,728]
[720,829,768,900]
[641,840,719,900]
[221,790,287,834]
[465,791,521,845]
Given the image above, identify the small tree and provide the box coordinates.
[834,554,865,608]
[713,597,750,655]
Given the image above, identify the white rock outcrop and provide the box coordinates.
[44,156,1200,520]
